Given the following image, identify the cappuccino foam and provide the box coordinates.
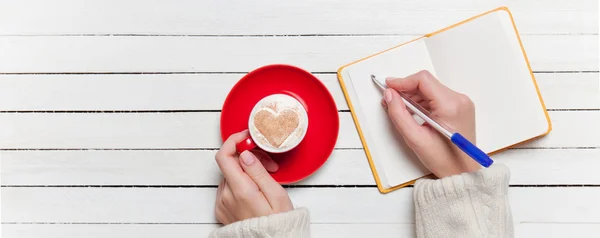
[249,94,308,152]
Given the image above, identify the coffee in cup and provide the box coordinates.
[237,94,308,153]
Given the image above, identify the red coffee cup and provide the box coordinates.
[220,64,338,183]
[236,93,309,154]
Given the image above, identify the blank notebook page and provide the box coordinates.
[341,39,434,188]
[425,10,549,152]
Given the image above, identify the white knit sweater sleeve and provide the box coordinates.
[208,208,310,238]
[209,164,512,237]
[413,163,514,238]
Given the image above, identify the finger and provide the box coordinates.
[220,130,250,156]
[400,90,419,98]
[251,149,279,173]
[385,78,418,95]
[216,205,234,225]
[215,130,257,192]
[239,150,287,207]
[384,88,423,140]
[386,70,453,101]
[216,178,225,200]
[218,182,236,225]
[410,94,424,103]
[221,181,235,208]
[215,178,224,221]
[215,179,234,225]
[419,101,431,111]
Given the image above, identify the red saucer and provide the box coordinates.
[220,64,339,184]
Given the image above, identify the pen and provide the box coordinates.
[371,75,493,168]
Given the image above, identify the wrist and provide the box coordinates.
[431,159,481,178]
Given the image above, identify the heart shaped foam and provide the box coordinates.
[253,108,300,148]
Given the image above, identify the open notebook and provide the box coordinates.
[337,7,551,194]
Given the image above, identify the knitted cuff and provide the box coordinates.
[209,208,311,238]
[413,164,513,237]
[414,163,510,207]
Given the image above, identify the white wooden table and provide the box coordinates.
[0,0,598,237]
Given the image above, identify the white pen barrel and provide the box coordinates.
[412,113,426,125]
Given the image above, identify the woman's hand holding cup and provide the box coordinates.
[215,130,293,225]
[215,93,308,225]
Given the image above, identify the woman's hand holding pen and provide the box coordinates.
[382,70,481,178]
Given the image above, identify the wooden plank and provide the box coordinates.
[535,73,599,110]
[2,224,223,238]
[6,223,599,238]
[493,149,600,185]
[514,111,599,148]
[0,0,596,35]
[2,149,599,186]
[516,223,600,237]
[2,224,415,238]
[0,35,596,73]
[2,187,599,224]
[0,73,596,111]
[0,112,361,149]
[0,111,596,149]
[0,74,349,111]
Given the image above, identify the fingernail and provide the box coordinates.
[240,151,256,166]
[267,162,279,172]
[384,89,393,103]
[381,99,388,110]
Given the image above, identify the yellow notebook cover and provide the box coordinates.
[337,7,552,194]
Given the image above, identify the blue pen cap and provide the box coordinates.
[451,133,494,168]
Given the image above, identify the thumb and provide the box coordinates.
[384,89,422,140]
[239,151,287,206]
